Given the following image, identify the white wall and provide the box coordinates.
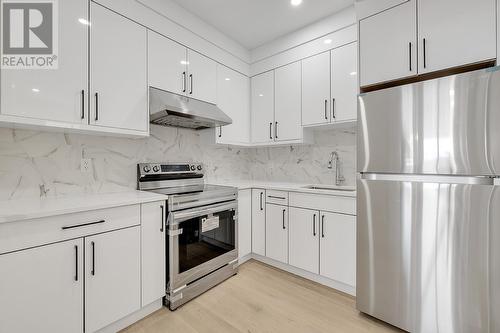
[250,6,357,76]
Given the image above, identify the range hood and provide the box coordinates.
[149,87,232,130]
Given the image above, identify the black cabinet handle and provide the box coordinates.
[74,245,79,281]
[81,90,85,120]
[160,205,164,233]
[62,219,105,230]
[218,126,222,138]
[268,195,286,200]
[423,38,427,69]
[269,122,273,139]
[182,72,186,92]
[91,241,95,276]
[332,98,336,120]
[313,214,317,236]
[324,99,328,120]
[94,93,99,121]
[409,42,412,71]
[260,192,263,211]
[275,122,278,139]
[189,74,193,94]
[282,209,286,229]
[321,215,325,238]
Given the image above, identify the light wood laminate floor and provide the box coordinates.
[121,260,403,333]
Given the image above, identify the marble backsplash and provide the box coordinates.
[0,125,356,200]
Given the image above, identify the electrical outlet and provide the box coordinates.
[81,158,92,173]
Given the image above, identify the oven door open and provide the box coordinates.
[167,200,238,291]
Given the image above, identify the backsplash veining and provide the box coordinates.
[0,125,356,200]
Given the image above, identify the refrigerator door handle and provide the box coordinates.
[359,173,495,185]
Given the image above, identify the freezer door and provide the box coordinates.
[358,67,500,175]
[357,176,500,333]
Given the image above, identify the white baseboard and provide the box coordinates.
[249,254,356,297]
[96,299,163,333]
[238,253,253,265]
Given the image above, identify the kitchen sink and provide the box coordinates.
[302,185,356,192]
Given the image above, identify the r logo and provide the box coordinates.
[2,1,53,54]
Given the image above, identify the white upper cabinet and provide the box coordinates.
[251,71,275,144]
[0,239,84,333]
[302,52,331,126]
[320,212,356,287]
[216,65,250,145]
[289,207,320,274]
[274,62,303,141]
[0,0,88,124]
[187,50,217,104]
[359,0,417,87]
[148,31,187,95]
[331,43,358,122]
[418,0,496,74]
[90,3,148,133]
[85,226,141,333]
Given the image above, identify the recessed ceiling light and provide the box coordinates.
[259,94,264,97]
[78,18,90,25]
[225,78,231,81]
[324,39,332,44]
[291,0,302,6]
[180,60,189,65]
[32,88,40,93]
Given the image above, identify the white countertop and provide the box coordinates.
[211,180,356,197]
[0,191,168,224]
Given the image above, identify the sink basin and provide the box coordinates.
[302,185,356,192]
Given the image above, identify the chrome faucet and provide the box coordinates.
[328,151,345,186]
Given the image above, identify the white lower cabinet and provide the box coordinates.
[251,189,266,256]
[238,190,252,259]
[265,204,288,264]
[0,239,84,333]
[85,226,141,333]
[141,202,166,307]
[289,207,319,274]
[320,212,356,287]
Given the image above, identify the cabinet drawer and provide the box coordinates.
[266,190,289,205]
[289,192,355,215]
[0,205,140,255]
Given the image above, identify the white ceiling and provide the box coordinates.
[169,0,355,50]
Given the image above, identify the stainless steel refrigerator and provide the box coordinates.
[357,67,500,333]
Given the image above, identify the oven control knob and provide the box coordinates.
[190,165,196,171]
[197,165,202,171]
[143,165,151,173]
[152,165,160,172]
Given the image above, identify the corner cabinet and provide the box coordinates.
[90,2,148,133]
[0,239,84,333]
[215,65,250,145]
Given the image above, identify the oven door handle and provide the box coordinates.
[169,201,238,225]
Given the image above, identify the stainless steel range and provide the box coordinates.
[137,162,238,310]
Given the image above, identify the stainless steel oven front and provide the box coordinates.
[166,200,238,308]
